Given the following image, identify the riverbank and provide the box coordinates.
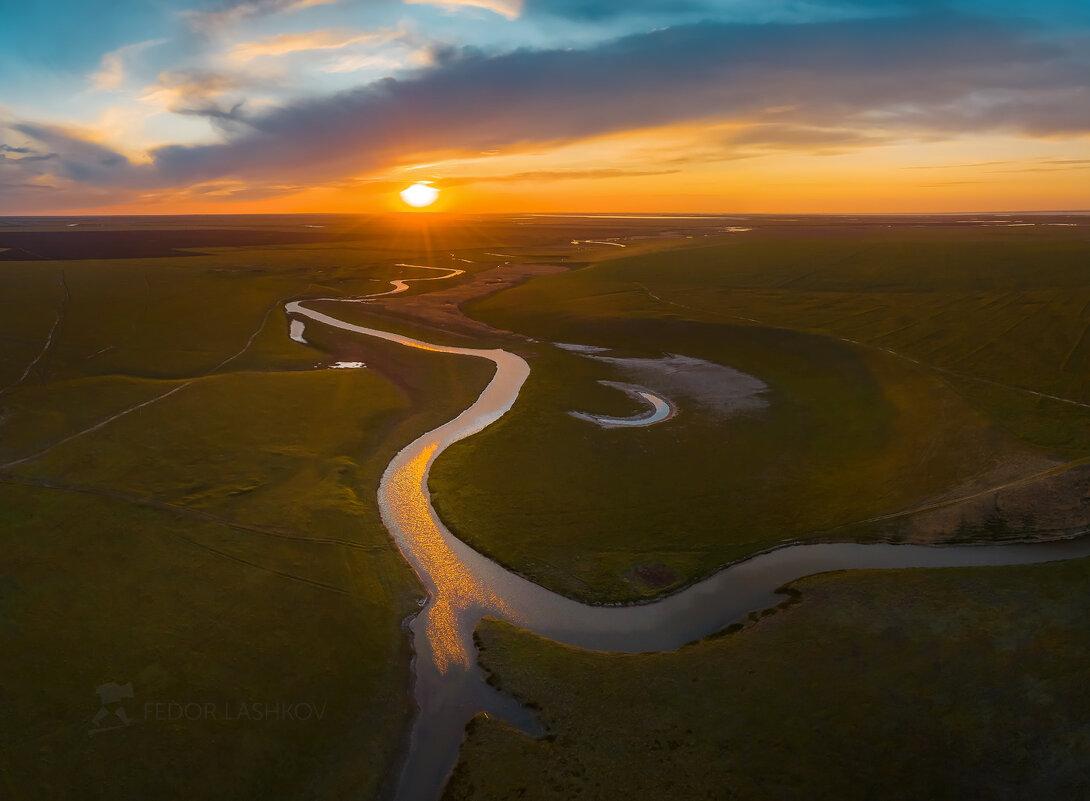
[449,553,1090,800]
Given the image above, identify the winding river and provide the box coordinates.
[285,265,1090,801]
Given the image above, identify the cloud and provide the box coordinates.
[6,13,1089,207]
[8,123,133,184]
[91,53,126,90]
[405,0,523,20]
[906,157,1090,172]
[146,16,1088,182]
[523,0,712,20]
[520,0,947,21]
[140,70,265,122]
[90,40,165,91]
[225,24,430,74]
[228,28,401,62]
[439,167,681,185]
[991,159,1090,173]
[725,124,893,152]
[184,0,338,32]
[134,179,308,204]
[0,182,57,191]
[905,160,1013,169]
[920,180,988,186]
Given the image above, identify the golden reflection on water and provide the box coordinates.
[387,441,509,673]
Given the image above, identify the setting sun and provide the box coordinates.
[400,182,440,208]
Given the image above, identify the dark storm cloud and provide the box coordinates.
[3,13,1087,204]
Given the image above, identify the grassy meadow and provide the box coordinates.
[3,216,1089,799]
[0,224,516,799]
[0,214,727,798]
[432,224,1090,601]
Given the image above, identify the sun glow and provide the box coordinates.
[400,181,440,208]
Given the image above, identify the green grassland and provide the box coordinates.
[431,226,1090,601]
[5,219,1090,798]
[0,236,501,799]
[470,228,1090,451]
[448,555,1090,800]
[0,216,683,798]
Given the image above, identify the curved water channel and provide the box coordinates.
[286,264,1090,801]
[569,380,675,428]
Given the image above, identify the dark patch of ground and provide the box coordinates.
[0,229,367,260]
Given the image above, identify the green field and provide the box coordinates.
[0,233,505,799]
[4,217,1089,799]
[448,555,1090,800]
[0,216,709,797]
[432,226,1090,601]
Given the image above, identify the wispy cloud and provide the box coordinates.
[140,69,264,120]
[184,0,338,32]
[523,0,712,19]
[906,160,1014,169]
[991,159,1090,173]
[440,167,681,185]
[725,123,893,153]
[404,0,523,21]
[920,180,988,186]
[907,157,1090,172]
[228,28,401,62]
[0,181,57,191]
[90,40,165,91]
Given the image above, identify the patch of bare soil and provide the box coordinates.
[882,458,1090,543]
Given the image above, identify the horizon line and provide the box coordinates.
[2,209,1089,219]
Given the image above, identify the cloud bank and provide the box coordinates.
[2,13,1087,209]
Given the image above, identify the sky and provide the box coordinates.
[0,0,1087,214]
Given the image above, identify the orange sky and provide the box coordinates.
[63,126,1090,215]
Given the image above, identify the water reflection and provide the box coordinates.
[385,442,510,672]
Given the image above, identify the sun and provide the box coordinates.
[400,181,440,208]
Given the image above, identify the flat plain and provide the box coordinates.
[2,213,1088,799]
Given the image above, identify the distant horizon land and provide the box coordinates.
[1,210,1088,220]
